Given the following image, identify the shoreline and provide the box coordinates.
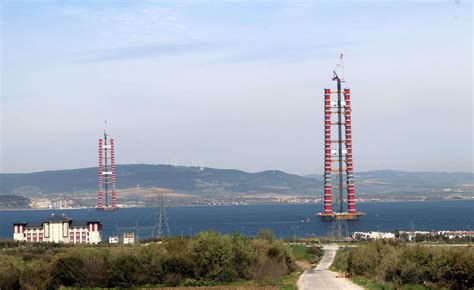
[1,198,473,211]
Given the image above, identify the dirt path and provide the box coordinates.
[297,244,363,290]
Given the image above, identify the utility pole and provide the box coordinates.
[469,225,472,245]
[135,220,139,243]
[291,226,299,243]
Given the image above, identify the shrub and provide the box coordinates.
[330,247,350,273]
[81,250,109,287]
[107,254,140,287]
[307,246,323,257]
[164,272,183,287]
[256,228,275,242]
[348,244,379,277]
[51,254,85,287]
[0,255,22,290]
[230,233,257,279]
[251,238,295,281]
[189,231,233,280]
[332,241,474,289]
[19,259,52,290]
[135,245,165,285]
[0,232,297,288]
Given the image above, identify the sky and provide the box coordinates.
[1,0,472,175]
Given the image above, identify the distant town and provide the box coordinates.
[1,164,473,210]
[1,190,473,211]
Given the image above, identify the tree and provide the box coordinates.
[51,254,85,287]
[256,228,275,243]
[189,231,234,281]
[230,233,257,279]
[108,255,140,287]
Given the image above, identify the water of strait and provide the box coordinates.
[0,200,472,239]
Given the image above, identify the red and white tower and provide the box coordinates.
[318,55,364,221]
[98,121,117,210]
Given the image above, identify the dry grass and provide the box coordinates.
[118,187,195,198]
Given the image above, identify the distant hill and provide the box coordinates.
[0,165,472,199]
[0,164,321,197]
[0,194,31,208]
[306,170,474,187]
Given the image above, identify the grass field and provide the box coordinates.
[289,244,323,265]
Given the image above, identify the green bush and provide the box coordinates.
[251,236,295,281]
[19,259,52,290]
[256,228,275,242]
[0,231,296,288]
[230,233,257,279]
[307,246,323,257]
[107,254,140,287]
[330,247,350,272]
[331,241,474,289]
[0,255,22,290]
[189,231,233,280]
[51,254,86,287]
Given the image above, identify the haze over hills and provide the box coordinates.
[305,170,474,186]
[0,164,472,208]
[0,164,320,196]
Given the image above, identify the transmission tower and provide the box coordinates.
[329,218,349,242]
[153,192,171,240]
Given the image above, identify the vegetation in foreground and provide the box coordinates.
[330,240,474,289]
[289,244,323,265]
[276,244,324,290]
[0,230,303,289]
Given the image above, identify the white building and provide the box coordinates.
[123,232,135,245]
[109,236,119,244]
[352,231,396,240]
[13,214,102,244]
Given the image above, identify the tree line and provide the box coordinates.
[0,230,297,289]
[331,240,474,289]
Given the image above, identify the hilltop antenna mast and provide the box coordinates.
[318,54,365,221]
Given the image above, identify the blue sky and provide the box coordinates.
[1,0,472,174]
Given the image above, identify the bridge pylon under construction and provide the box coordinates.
[97,121,117,211]
[318,56,365,221]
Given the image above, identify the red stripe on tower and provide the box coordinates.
[323,88,333,214]
[98,139,103,208]
[111,139,117,209]
[344,89,356,213]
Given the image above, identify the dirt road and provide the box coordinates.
[297,244,363,290]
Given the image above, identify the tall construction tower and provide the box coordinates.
[98,121,117,211]
[318,55,365,221]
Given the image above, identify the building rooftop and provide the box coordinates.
[42,213,72,223]
[14,214,101,228]
[123,232,135,238]
[70,220,91,227]
[24,222,43,229]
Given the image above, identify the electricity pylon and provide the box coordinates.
[153,191,171,240]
